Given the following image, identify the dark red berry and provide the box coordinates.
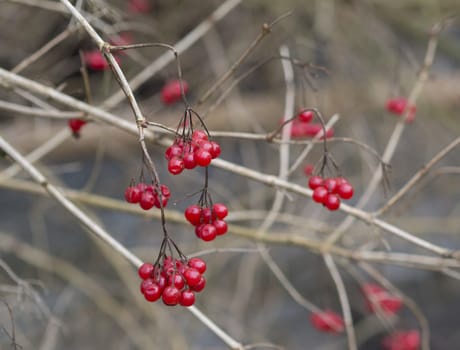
[201,208,213,224]
[162,286,181,306]
[212,203,228,219]
[298,110,314,123]
[168,274,185,290]
[185,205,202,225]
[308,176,323,190]
[200,224,217,241]
[312,186,328,204]
[83,51,110,71]
[188,258,207,274]
[195,149,212,167]
[168,156,184,175]
[337,183,354,200]
[139,191,155,210]
[138,263,154,279]
[179,289,195,307]
[325,194,340,211]
[68,118,87,134]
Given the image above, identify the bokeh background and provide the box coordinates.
[0,0,459,349]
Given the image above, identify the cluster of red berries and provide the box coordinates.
[382,330,420,350]
[68,119,87,137]
[185,203,228,241]
[165,130,221,175]
[138,256,206,306]
[288,109,334,139]
[124,182,171,210]
[308,175,354,211]
[386,97,416,123]
[362,283,402,315]
[309,310,344,334]
[161,79,189,105]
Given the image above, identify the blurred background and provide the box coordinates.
[0,0,459,349]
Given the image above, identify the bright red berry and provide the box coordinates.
[185,205,202,225]
[337,183,354,200]
[212,203,228,219]
[168,274,186,290]
[161,80,188,105]
[308,176,323,190]
[165,144,183,160]
[213,220,228,235]
[139,191,155,210]
[179,289,196,307]
[68,119,87,134]
[83,50,110,71]
[188,258,207,274]
[201,208,213,224]
[298,110,314,123]
[168,156,184,175]
[125,186,141,203]
[183,152,197,169]
[184,268,201,287]
[210,141,221,159]
[325,194,340,211]
[143,283,162,302]
[199,224,217,241]
[323,178,338,194]
[312,186,328,204]
[310,310,344,334]
[190,276,206,292]
[138,263,154,280]
[192,130,208,141]
[195,149,212,167]
[162,286,181,306]
[386,97,416,123]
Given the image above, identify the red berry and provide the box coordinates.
[337,183,354,200]
[185,205,202,225]
[138,263,154,280]
[312,186,328,204]
[325,194,340,211]
[335,177,349,186]
[179,289,195,307]
[310,310,344,333]
[212,203,228,219]
[188,258,207,274]
[200,224,217,241]
[199,141,213,153]
[127,0,152,13]
[183,152,197,169]
[168,156,184,175]
[168,274,185,290]
[303,164,314,176]
[125,186,141,203]
[386,97,416,123]
[195,149,212,167]
[192,130,208,141]
[136,182,147,192]
[165,144,183,160]
[184,268,201,287]
[68,118,87,134]
[83,50,110,71]
[308,176,323,190]
[201,207,213,224]
[382,330,420,350]
[160,184,171,198]
[139,191,155,210]
[190,276,206,292]
[298,110,314,123]
[195,224,205,238]
[362,283,402,315]
[303,123,334,138]
[143,283,162,302]
[162,286,181,306]
[323,178,338,194]
[210,141,221,159]
[161,80,188,105]
[213,220,228,235]
[140,278,154,294]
